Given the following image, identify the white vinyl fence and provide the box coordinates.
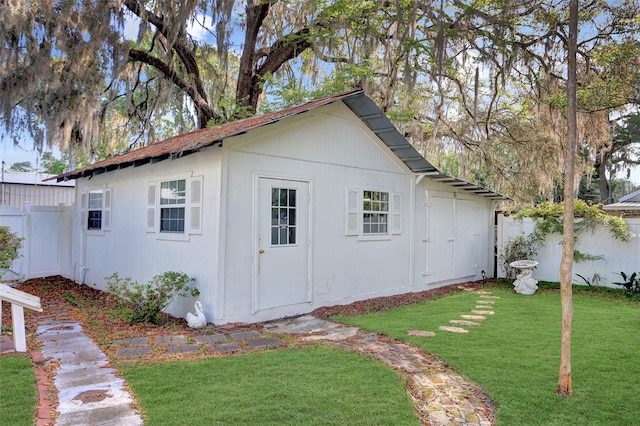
[497,214,640,287]
[0,203,73,280]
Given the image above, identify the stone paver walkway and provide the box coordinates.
[35,314,143,426]
[265,289,500,425]
[5,289,499,425]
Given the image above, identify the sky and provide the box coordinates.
[0,135,43,171]
[2,8,639,187]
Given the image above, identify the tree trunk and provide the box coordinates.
[237,1,271,112]
[558,0,578,397]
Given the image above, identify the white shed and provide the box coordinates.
[56,90,506,324]
[603,189,640,215]
[1,171,74,209]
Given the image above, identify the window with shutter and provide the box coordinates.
[83,188,112,234]
[346,188,402,239]
[148,176,203,239]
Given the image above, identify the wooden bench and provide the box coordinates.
[0,284,42,352]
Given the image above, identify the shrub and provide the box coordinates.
[106,271,199,324]
[0,226,23,270]
[612,271,640,299]
[500,232,543,279]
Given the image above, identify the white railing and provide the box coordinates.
[0,284,42,352]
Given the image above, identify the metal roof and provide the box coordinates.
[602,189,640,210]
[2,171,74,187]
[54,90,507,200]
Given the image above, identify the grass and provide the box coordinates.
[119,346,419,425]
[0,354,37,426]
[333,285,640,425]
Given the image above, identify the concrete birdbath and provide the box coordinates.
[509,260,539,295]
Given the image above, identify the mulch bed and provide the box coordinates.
[2,275,492,360]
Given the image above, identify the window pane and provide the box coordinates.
[88,210,102,230]
[270,187,297,246]
[161,180,186,205]
[88,192,103,209]
[160,207,185,233]
[362,190,389,235]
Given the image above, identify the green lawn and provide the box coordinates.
[333,286,640,425]
[119,346,419,425]
[0,353,37,426]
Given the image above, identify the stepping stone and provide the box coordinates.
[407,330,436,337]
[480,295,500,299]
[476,290,492,295]
[476,300,494,305]
[194,334,227,344]
[231,330,261,340]
[461,315,486,321]
[439,326,469,334]
[472,310,495,315]
[112,337,148,346]
[246,338,282,348]
[450,320,481,326]
[208,342,242,354]
[165,344,200,355]
[115,346,153,357]
[476,305,494,310]
[155,335,188,345]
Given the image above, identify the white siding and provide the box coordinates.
[219,103,414,323]
[1,183,75,208]
[413,181,495,289]
[73,147,223,320]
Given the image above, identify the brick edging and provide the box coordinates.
[30,351,53,426]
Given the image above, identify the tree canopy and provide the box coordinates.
[2,0,640,203]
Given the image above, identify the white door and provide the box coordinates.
[256,178,310,311]
[426,196,455,284]
[454,199,481,278]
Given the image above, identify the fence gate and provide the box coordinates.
[0,204,73,280]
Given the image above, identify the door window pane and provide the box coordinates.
[271,187,297,245]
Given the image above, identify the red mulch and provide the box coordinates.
[311,281,487,319]
[2,275,493,358]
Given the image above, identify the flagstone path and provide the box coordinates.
[265,289,500,425]
[5,289,499,425]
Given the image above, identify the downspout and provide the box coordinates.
[1,161,5,205]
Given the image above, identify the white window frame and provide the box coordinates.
[80,187,112,236]
[362,190,389,235]
[345,187,402,240]
[147,175,203,241]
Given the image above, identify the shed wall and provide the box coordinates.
[1,183,75,208]
[73,147,223,318]
[219,104,415,323]
[413,180,495,288]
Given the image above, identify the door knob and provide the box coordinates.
[259,249,265,254]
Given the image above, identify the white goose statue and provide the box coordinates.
[186,301,207,329]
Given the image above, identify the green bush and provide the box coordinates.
[0,226,23,270]
[106,271,199,324]
[500,232,543,279]
[612,271,640,299]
